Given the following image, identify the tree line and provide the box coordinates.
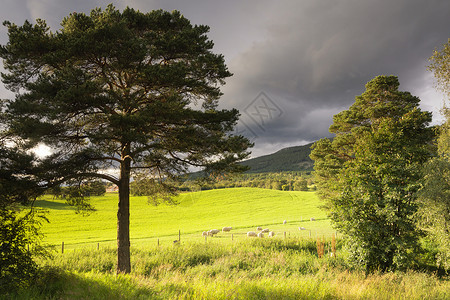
[130,171,314,194]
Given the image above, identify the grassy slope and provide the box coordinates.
[241,142,314,173]
[36,188,332,248]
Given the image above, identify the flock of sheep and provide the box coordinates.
[201,218,316,239]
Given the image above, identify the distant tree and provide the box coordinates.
[84,181,106,196]
[271,181,282,190]
[294,179,308,191]
[311,75,434,272]
[0,6,251,273]
[428,38,450,98]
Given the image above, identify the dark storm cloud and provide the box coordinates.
[1,0,449,157]
[220,0,450,156]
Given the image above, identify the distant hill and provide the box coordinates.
[241,142,314,173]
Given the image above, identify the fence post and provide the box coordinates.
[61,241,64,254]
[178,230,181,242]
[231,233,234,241]
[157,239,160,247]
[97,243,99,250]
[284,232,286,239]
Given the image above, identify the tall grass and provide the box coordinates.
[9,238,449,299]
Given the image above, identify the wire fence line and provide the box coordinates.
[48,228,338,253]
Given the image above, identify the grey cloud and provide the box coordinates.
[221,0,450,155]
[1,0,449,158]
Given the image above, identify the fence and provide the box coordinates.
[53,228,338,253]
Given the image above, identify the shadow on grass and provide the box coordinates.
[17,267,160,300]
[34,199,74,210]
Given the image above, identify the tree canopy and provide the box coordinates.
[311,75,434,272]
[419,41,450,270]
[0,5,251,273]
[429,38,450,98]
[417,108,450,271]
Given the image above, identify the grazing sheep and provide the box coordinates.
[202,231,208,236]
[299,227,306,230]
[310,218,316,221]
[283,220,287,224]
[256,226,263,231]
[261,228,270,233]
[208,229,220,236]
[268,231,275,237]
[222,227,232,232]
[257,232,264,238]
[247,231,257,237]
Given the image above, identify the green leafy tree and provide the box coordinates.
[417,108,450,270]
[418,38,450,270]
[84,180,106,196]
[428,38,450,98]
[311,75,434,272]
[0,6,251,273]
[294,178,308,191]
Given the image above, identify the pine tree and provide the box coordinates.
[0,6,251,273]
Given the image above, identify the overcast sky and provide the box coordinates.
[1,0,449,157]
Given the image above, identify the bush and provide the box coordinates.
[0,209,47,294]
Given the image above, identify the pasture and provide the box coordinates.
[36,188,333,250]
[15,187,449,299]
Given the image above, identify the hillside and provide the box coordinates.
[241,142,314,173]
[36,188,330,248]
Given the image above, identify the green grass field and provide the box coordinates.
[12,187,448,299]
[36,188,334,249]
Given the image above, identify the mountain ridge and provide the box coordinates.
[241,142,315,173]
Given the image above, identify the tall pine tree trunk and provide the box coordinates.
[117,145,131,273]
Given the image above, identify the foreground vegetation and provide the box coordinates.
[9,239,450,299]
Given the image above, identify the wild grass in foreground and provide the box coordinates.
[9,238,450,299]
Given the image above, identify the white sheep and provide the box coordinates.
[283,220,287,224]
[310,218,316,221]
[222,227,232,232]
[299,227,306,230]
[247,231,257,237]
[261,228,270,233]
[256,226,263,231]
[202,231,208,236]
[268,231,275,237]
[208,229,220,236]
[257,232,264,238]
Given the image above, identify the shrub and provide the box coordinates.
[0,209,47,294]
